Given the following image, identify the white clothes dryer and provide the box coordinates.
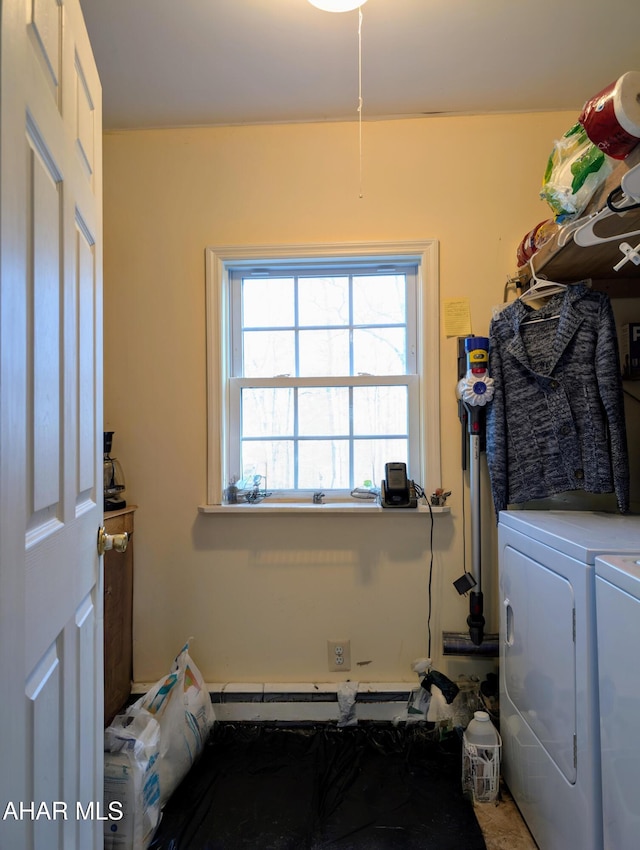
[595,553,640,850]
[498,510,640,850]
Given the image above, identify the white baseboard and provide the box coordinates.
[131,681,417,723]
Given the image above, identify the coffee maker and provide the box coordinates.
[104,431,126,512]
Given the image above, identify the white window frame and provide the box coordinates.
[204,241,440,507]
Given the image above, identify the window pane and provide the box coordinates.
[299,329,350,377]
[242,278,294,327]
[354,439,408,489]
[298,440,350,489]
[298,277,349,326]
[227,258,425,497]
[298,387,349,436]
[352,386,407,436]
[241,440,294,490]
[353,328,406,375]
[243,330,295,377]
[242,388,293,437]
[353,275,406,325]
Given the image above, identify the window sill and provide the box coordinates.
[198,502,450,515]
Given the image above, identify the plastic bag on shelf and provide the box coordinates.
[516,218,559,267]
[540,122,612,221]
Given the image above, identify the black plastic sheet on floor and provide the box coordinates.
[149,723,487,850]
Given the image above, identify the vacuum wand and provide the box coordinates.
[455,336,494,647]
[467,431,485,646]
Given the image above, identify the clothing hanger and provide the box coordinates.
[519,257,568,304]
[573,161,640,248]
[521,311,561,325]
[517,256,568,324]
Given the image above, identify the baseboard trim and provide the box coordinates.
[131,681,417,723]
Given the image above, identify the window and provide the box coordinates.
[205,242,440,506]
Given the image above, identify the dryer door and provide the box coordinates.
[502,545,576,783]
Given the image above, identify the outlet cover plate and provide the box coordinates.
[327,639,351,672]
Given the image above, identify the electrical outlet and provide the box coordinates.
[328,639,351,672]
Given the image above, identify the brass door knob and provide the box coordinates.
[97,526,130,557]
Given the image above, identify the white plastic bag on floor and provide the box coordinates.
[104,708,162,850]
[134,641,215,807]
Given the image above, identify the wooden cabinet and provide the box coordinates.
[103,505,137,726]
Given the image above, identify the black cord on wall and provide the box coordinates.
[426,500,434,658]
[414,482,435,658]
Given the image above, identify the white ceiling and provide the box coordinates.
[78,0,640,131]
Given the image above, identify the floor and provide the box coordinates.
[149,723,540,850]
[474,782,539,850]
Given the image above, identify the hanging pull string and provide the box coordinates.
[357,5,364,198]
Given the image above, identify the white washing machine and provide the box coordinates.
[498,510,640,850]
[595,553,640,850]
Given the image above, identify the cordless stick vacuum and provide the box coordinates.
[455,336,494,646]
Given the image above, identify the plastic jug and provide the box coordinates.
[462,710,501,803]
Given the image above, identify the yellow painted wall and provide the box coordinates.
[103,111,577,684]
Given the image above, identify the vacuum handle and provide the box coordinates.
[467,590,485,646]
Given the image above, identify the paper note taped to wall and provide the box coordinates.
[443,298,472,337]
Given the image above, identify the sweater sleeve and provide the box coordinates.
[485,318,509,521]
[594,294,630,513]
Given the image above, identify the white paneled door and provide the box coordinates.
[0,1,104,848]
